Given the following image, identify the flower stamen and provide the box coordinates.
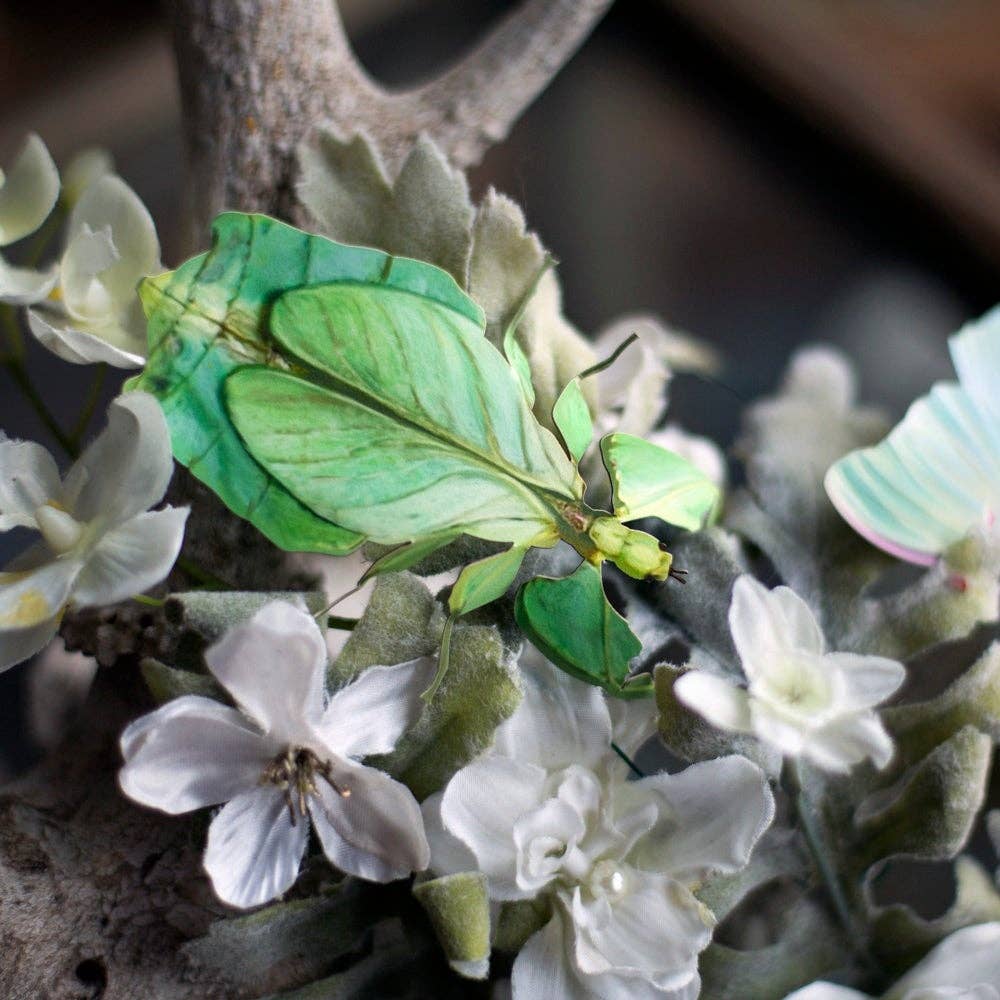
[261,747,351,826]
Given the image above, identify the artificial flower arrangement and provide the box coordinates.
[3,127,1000,1000]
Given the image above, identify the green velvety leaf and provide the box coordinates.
[448,545,527,616]
[372,621,522,800]
[853,725,992,872]
[168,589,328,643]
[140,657,224,705]
[552,376,592,462]
[515,561,648,697]
[699,899,852,1000]
[226,280,581,546]
[492,898,553,953]
[334,573,438,684]
[884,640,1000,763]
[413,873,490,979]
[183,885,373,995]
[871,855,1000,976]
[601,430,721,531]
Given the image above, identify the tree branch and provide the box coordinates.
[169,0,613,240]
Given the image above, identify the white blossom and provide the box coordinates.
[28,174,160,368]
[0,133,60,305]
[424,659,775,998]
[0,392,188,672]
[675,575,905,773]
[784,921,1000,999]
[119,600,432,909]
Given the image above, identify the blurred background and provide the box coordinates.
[1,0,999,903]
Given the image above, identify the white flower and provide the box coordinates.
[119,600,432,909]
[783,921,1000,999]
[0,392,187,671]
[60,148,114,209]
[424,660,775,998]
[0,133,60,305]
[28,174,160,368]
[675,575,905,773]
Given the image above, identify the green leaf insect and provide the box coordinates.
[136,213,721,699]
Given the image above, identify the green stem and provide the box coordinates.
[132,593,167,608]
[23,203,65,269]
[0,303,25,360]
[611,740,645,778]
[2,358,77,457]
[327,614,359,631]
[177,555,233,590]
[785,761,858,942]
[69,363,108,445]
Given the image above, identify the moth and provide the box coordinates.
[133,214,720,698]
[826,307,1000,565]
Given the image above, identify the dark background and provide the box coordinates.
[1,0,998,905]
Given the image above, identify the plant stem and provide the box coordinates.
[611,740,645,778]
[2,358,77,457]
[69,363,108,445]
[176,555,233,590]
[0,304,25,360]
[132,594,167,608]
[326,614,359,631]
[785,760,858,941]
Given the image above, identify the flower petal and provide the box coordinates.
[622,755,775,881]
[749,700,809,757]
[61,148,114,208]
[70,392,174,525]
[317,657,434,759]
[119,695,271,813]
[807,713,895,772]
[0,134,59,246]
[72,506,188,607]
[204,787,308,909]
[63,175,159,312]
[309,757,429,881]
[673,671,752,733]
[570,872,711,991]
[441,754,548,900]
[0,256,58,305]
[421,791,478,876]
[0,436,61,530]
[824,652,906,710]
[204,599,327,740]
[0,558,78,671]
[782,987,871,1000]
[730,576,823,681]
[887,922,1000,997]
[27,304,145,368]
[511,915,578,1000]
[493,653,612,772]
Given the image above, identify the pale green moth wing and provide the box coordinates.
[133,212,484,555]
[514,561,649,698]
[825,382,1000,566]
[600,431,721,531]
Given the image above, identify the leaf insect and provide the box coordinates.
[134,214,721,700]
